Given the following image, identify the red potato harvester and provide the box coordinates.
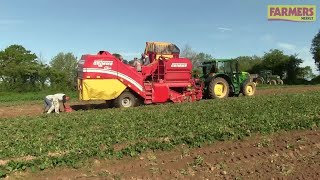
[76,42,203,108]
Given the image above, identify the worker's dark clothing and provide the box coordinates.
[133,59,142,71]
[143,56,150,65]
[44,97,52,112]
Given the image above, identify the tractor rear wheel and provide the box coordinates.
[277,79,283,85]
[208,77,229,99]
[242,81,256,96]
[114,91,138,108]
[270,80,277,85]
[255,78,264,85]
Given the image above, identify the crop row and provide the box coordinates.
[1,91,320,177]
[1,84,303,104]
[0,91,78,106]
[0,84,312,105]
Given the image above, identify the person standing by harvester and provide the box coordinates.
[44,93,70,114]
[132,57,142,72]
[141,53,150,65]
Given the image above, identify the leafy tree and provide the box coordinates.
[262,49,289,79]
[180,44,199,68]
[49,52,78,90]
[180,44,214,70]
[196,52,214,63]
[250,63,265,74]
[0,44,46,92]
[128,60,135,65]
[235,55,263,72]
[285,55,303,81]
[311,29,320,71]
[298,66,315,80]
[112,53,122,59]
[112,53,124,61]
[112,53,129,64]
[37,63,51,90]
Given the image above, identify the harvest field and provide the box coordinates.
[0,85,320,179]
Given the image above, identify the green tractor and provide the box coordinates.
[251,70,283,85]
[197,59,256,99]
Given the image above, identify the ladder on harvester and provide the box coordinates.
[144,81,152,104]
[152,59,165,81]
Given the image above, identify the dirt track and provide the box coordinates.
[1,85,320,119]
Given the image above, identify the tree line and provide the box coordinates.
[1,29,320,92]
[184,47,315,84]
[0,45,77,92]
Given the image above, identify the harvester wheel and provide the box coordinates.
[242,81,256,96]
[208,77,229,99]
[114,91,137,108]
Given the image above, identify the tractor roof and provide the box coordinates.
[198,59,236,67]
[202,58,235,64]
[144,42,180,54]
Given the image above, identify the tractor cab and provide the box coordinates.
[260,70,281,82]
[199,58,255,98]
[201,59,236,78]
[252,70,283,85]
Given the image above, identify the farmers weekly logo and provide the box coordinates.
[268,5,316,22]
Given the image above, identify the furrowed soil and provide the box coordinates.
[1,85,320,119]
[7,129,320,180]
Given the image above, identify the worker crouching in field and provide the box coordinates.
[44,93,70,114]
